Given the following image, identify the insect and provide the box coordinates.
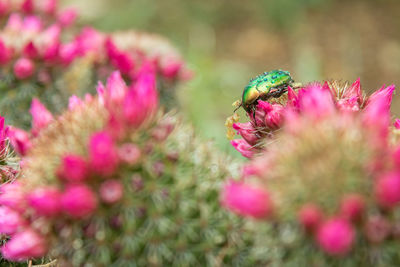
[236,70,300,113]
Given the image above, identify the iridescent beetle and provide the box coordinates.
[235,70,301,113]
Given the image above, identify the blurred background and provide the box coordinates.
[65,0,400,157]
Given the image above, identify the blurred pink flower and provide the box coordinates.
[394,119,400,129]
[23,42,39,59]
[89,131,118,176]
[28,187,62,216]
[13,58,35,79]
[0,39,12,65]
[364,215,391,243]
[230,139,254,158]
[118,143,141,165]
[375,172,400,208]
[0,182,26,211]
[7,127,31,156]
[58,154,88,182]
[61,184,98,218]
[233,122,258,146]
[1,228,48,261]
[339,194,365,222]
[30,98,53,135]
[0,206,26,235]
[99,179,123,204]
[222,180,272,219]
[316,218,355,256]
[297,203,323,232]
[57,8,77,27]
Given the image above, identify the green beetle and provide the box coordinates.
[238,70,297,113]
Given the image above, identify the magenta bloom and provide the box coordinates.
[1,228,48,262]
[316,218,355,256]
[375,172,400,208]
[30,98,53,135]
[57,8,78,27]
[58,154,88,182]
[13,58,35,79]
[364,215,391,243]
[7,127,31,156]
[0,182,26,211]
[89,131,119,176]
[118,143,141,165]
[297,203,323,232]
[123,67,158,127]
[222,180,272,219]
[0,116,8,157]
[339,194,365,222]
[161,59,183,79]
[28,187,62,217]
[23,42,39,59]
[0,206,26,235]
[0,39,12,65]
[394,119,400,130]
[230,139,254,158]
[105,71,128,106]
[61,184,98,218]
[232,122,258,146]
[99,180,123,204]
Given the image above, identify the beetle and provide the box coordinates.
[236,70,298,113]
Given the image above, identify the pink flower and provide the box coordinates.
[375,172,400,208]
[23,42,39,59]
[233,122,258,146]
[1,228,48,261]
[0,39,12,65]
[316,218,355,256]
[61,184,98,218]
[89,132,118,176]
[367,85,395,109]
[41,0,57,14]
[256,101,284,129]
[105,71,128,107]
[0,116,8,156]
[161,59,183,79]
[58,8,78,27]
[7,127,31,156]
[57,154,88,182]
[27,187,62,216]
[297,203,323,232]
[59,42,78,65]
[394,119,400,129]
[298,83,335,119]
[118,143,141,164]
[13,58,35,79]
[30,98,53,135]
[222,180,273,219]
[231,139,254,158]
[6,13,22,31]
[0,182,26,211]
[21,0,34,13]
[68,95,83,110]
[105,38,135,76]
[0,206,26,235]
[75,27,104,56]
[339,194,365,222]
[22,15,42,32]
[123,67,158,127]
[0,0,11,15]
[99,180,123,204]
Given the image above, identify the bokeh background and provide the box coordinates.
[65,0,400,157]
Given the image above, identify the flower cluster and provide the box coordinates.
[0,0,190,129]
[229,79,394,158]
[0,71,255,266]
[222,81,400,264]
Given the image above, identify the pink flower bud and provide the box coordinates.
[23,42,38,59]
[258,101,285,130]
[367,85,395,109]
[42,42,60,63]
[394,119,400,129]
[28,187,62,216]
[61,184,98,218]
[0,39,12,65]
[106,38,134,76]
[375,172,400,208]
[339,194,365,222]
[364,215,391,243]
[231,139,255,158]
[232,122,258,146]
[42,0,57,14]
[316,218,355,256]
[0,116,8,155]
[287,86,299,109]
[21,0,33,13]
[7,127,31,156]
[6,13,22,31]
[75,27,104,56]
[1,228,48,261]
[68,95,83,110]
[89,132,119,176]
[299,84,335,119]
[22,15,42,32]
[57,154,88,182]
[222,180,273,219]
[58,8,77,27]
[118,143,141,164]
[99,179,123,204]
[0,206,26,235]
[123,68,158,127]
[0,0,11,15]
[105,71,128,106]
[59,42,78,65]
[0,182,26,211]
[297,203,323,232]
[161,59,183,79]
[30,98,53,135]
[13,58,35,79]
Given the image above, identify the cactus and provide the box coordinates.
[0,71,262,266]
[222,81,400,266]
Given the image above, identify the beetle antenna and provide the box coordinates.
[234,103,242,112]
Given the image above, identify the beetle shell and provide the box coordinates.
[242,70,293,113]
